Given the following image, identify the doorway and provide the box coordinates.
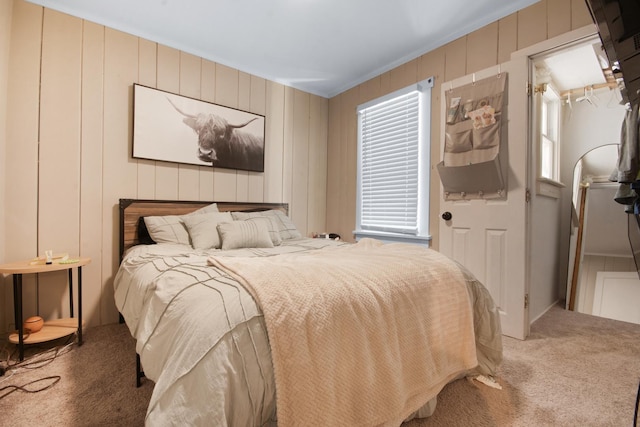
[532,36,630,321]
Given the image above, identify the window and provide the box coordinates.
[540,85,560,181]
[355,78,433,245]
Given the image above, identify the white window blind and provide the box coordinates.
[356,78,433,239]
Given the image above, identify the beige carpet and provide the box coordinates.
[1,304,639,426]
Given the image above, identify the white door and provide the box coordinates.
[439,57,530,339]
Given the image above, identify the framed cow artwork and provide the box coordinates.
[132,84,265,172]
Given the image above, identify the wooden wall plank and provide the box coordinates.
[215,64,239,107]
[236,71,251,201]
[0,0,11,332]
[250,75,267,115]
[388,58,418,93]
[199,59,216,200]
[79,21,104,327]
[444,37,467,81]
[102,27,138,323]
[343,88,358,242]
[518,0,547,50]
[548,0,572,39]
[359,76,382,105]
[248,75,267,202]
[282,86,294,213]
[4,1,42,328]
[308,95,328,235]
[418,47,445,83]
[136,38,157,199]
[337,89,352,241]
[155,44,180,200]
[213,169,237,202]
[291,89,310,234]
[467,22,498,73]
[379,72,391,96]
[334,87,359,242]
[498,14,518,64]
[213,64,239,201]
[326,95,341,235]
[264,81,285,203]
[178,52,201,201]
[157,44,180,94]
[138,38,157,87]
[38,9,82,320]
[572,0,593,30]
[238,71,251,110]
[179,52,201,98]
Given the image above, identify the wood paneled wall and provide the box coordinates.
[326,0,593,248]
[2,0,328,330]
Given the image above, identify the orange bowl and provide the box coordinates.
[23,316,44,333]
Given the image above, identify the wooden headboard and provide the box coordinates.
[119,199,289,261]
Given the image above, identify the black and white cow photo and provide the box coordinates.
[133,84,265,172]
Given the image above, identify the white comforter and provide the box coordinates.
[114,238,502,426]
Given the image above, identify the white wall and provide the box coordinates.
[583,183,632,257]
[558,88,627,300]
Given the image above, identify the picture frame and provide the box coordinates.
[132,84,266,172]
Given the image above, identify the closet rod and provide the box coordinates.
[560,82,618,99]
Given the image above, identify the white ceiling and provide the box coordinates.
[26,0,539,98]
[536,36,621,182]
[540,42,609,93]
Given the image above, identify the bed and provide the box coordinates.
[114,198,503,426]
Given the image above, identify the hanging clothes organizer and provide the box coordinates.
[437,73,508,200]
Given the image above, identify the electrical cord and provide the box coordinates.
[0,332,77,400]
[1,333,75,374]
[0,376,61,399]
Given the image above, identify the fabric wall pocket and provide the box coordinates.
[437,155,505,199]
[471,116,500,149]
[445,120,473,153]
[438,72,508,200]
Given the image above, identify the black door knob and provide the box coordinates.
[442,211,452,221]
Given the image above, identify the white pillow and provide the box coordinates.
[143,203,220,245]
[231,210,301,240]
[144,215,191,245]
[190,203,219,215]
[217,220,274,250]
[235,216,282,246]
[182,211,233,249]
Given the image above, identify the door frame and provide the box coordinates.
[515,24,602,320]
[513,24,601,326]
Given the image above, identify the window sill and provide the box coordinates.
[536,177,565,199]
[353,230,432,247]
